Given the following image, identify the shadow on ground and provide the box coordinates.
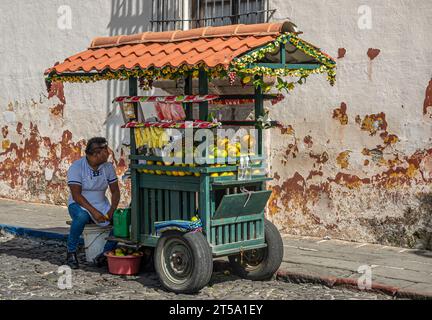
[0,233,240,294]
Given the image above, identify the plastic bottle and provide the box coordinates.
[245,156,252,180]
[238,156,245,180]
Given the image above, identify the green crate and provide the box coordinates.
[113,208,131,238]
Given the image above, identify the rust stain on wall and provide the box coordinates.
[16,122,23,134]
[360,112,388,135]
[358,112,400,163]
[336,151,351,169]
[331,172,370,189]
[367,48,381,60]
[279,125,295,135]
[337,48,346,59]
[48,82,66,117]
[2,126,8,138]
[303,135,313,148]
[269,119,432,246]
[380,132,400,146]
[0,121,130,205]
[2,140,10,150]
[423,79,432,116]
[47,81,66,104]
[355,115,362,125]
[332,102,348,125]
[309,151,329,165]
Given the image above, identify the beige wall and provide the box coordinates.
[0,0,431,247]
[266,0,432,247]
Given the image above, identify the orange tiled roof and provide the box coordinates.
[48,21,299,74]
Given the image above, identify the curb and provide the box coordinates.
[276,270,432,300]
[0,224,83,245]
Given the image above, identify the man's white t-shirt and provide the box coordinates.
[67,157,118,226]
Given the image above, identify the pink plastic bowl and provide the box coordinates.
[104,252,143,275]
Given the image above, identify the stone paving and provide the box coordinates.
[0,231,395,300]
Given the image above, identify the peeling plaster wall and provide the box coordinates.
[267,0,432,248]
[0,0,151,206]
[0,0,431,248]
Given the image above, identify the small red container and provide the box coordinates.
[104,252,143,275]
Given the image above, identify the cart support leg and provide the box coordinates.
[254,75,264,156]
[199,174,211,242]
[129,77,140,242]
[198,68,208,121]
[184,74,193,120]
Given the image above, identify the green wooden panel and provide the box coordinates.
[189,192,195,219]
[140,234,159,247]
[218,226,223,245]
[212,177,272,188]
[199,175,211,241]
[182,191,189,220]
[243,222,248,241]
[164,189,170,221]
[143,188,149,235]
[139,189,145,235]
[211,238,266,256]
[256,219,262,238]
[230,224,235,244]
[139,174,200,192]
[150,189,156,235]
[157,189,163,222]
[246,63,322,70]
[224,225,230,244]
[211,226,216,245]
[170,191,181,220]
[213,190,272,220]
[280,43,286,64]
[210,213,263,226]
[237,222,242,242]
[250,221,255,240]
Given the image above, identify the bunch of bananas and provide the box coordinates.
[135,127,169,149]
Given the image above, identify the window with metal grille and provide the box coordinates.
[151,0,276,31]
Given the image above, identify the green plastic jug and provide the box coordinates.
[113,208,131,238]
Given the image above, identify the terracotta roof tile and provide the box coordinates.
[49,21,310,74]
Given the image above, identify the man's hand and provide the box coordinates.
[91,210,109,223]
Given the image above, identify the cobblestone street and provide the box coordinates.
[0,231,396,300]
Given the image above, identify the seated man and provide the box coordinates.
[66,137,120,269]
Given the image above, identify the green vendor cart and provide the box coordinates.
[45,21,336,293]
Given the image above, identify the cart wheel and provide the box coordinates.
[228,219,283,281]
[154,231,213,294]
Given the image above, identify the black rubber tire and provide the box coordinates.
[154,231,213,294]
[228,219,283,280]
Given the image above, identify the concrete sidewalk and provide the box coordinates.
[0,198,431,299]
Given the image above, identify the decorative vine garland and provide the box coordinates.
[45,32,336,93]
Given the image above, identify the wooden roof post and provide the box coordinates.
[184,73,193,120]
[198,67,209,121]
[129,76,140,242]
[254,74,264,156]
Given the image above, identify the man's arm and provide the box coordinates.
[69,184,109,223]
[107,181,120,220]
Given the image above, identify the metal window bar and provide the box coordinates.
[151,0,275,31]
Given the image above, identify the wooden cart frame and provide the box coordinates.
[45,21,336,293]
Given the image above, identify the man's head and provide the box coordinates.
[85,137,109,165]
